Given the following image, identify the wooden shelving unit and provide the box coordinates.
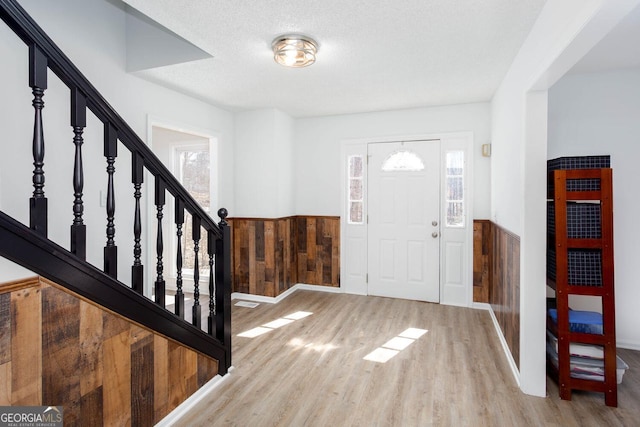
[547,166,617,407]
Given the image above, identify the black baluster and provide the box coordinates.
[70,88,86,259]
[207,229,215,335]
[175,199,185,318]
[131,153,144,294]
[104,123,117,278]
[192,215,201,328]
[154,178,166,307]
[29,45,48,237]
[215,208,232,373]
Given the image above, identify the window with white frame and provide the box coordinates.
[174,144,210,275]
[445,150,464,227]
[348,155,364,224]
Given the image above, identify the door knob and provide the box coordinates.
[432,232,439,238]
[432,221,438,226]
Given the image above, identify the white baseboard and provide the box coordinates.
[617,340,640,351]
[471,302,491,311]
[295,283,344,294]
[156,367,234,426]
[232,283,342,304]
[485,304,521,387]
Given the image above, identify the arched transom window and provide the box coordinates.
[381,150,425,172]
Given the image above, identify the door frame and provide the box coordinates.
[340,132,474,307]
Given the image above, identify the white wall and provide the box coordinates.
[234,108,295,218]
[0,0,234,284]
[275,110,295,218]
[294,103,492,217]
[548,69,640,349]
[491,0,640,397]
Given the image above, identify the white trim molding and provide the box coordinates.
[617,340,640,352]
[232,283,343,304]
[474,303,521,387]
[155,367,234,427]
[340,131,474,308]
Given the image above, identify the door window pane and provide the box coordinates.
[381,150,425,172]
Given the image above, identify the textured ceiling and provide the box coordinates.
[123,0,547,118]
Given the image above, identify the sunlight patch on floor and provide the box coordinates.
[382,336,414,351]
[237,326,272,338]
[363,347,399,363]
[287,337,338,353]
[235,300,260,308]
[284,311,313,320]
[399,327,428,339]
[363,328,428,363]
[237,311,314,338]
[263,318,295,329]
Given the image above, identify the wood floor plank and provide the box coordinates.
[178,291,640,426]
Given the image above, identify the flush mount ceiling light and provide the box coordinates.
[272,34,318,68]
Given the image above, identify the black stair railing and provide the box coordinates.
[0,0,231,372]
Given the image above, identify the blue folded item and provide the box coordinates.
[548,309,603,334]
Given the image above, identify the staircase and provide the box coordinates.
[0,0,231,419]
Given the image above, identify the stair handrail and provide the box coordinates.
[0,0,231,372]
[0,0,221,239]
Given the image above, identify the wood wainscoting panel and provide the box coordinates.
[0,292,11,406]
[295,216,340,288]
[131,331,155,426]
[153,335,169,421]
[230,216,340,297]
[0,293,11,365]
[42,286,81,424]
[103,330,131,426]
[10,286,42,406]
[230,218,289,297]
[473,220,492,303]
[0,276,219,425]
[490,224,521,369]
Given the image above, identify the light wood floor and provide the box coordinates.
[178,291,640,426]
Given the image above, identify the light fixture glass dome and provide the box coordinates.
[272,35,318,68]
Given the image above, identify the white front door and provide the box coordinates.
[367,140,441,302]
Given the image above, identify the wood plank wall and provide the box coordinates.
[473,220,492,303]
[490,223,521,369]
[472,221,521,367]
[0,277,218,426]
[230,217,295,296]
[296,216,340,288]
[229,216,340,297]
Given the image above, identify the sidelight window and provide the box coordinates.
[445,151,464,227]
[348,155,364,224]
